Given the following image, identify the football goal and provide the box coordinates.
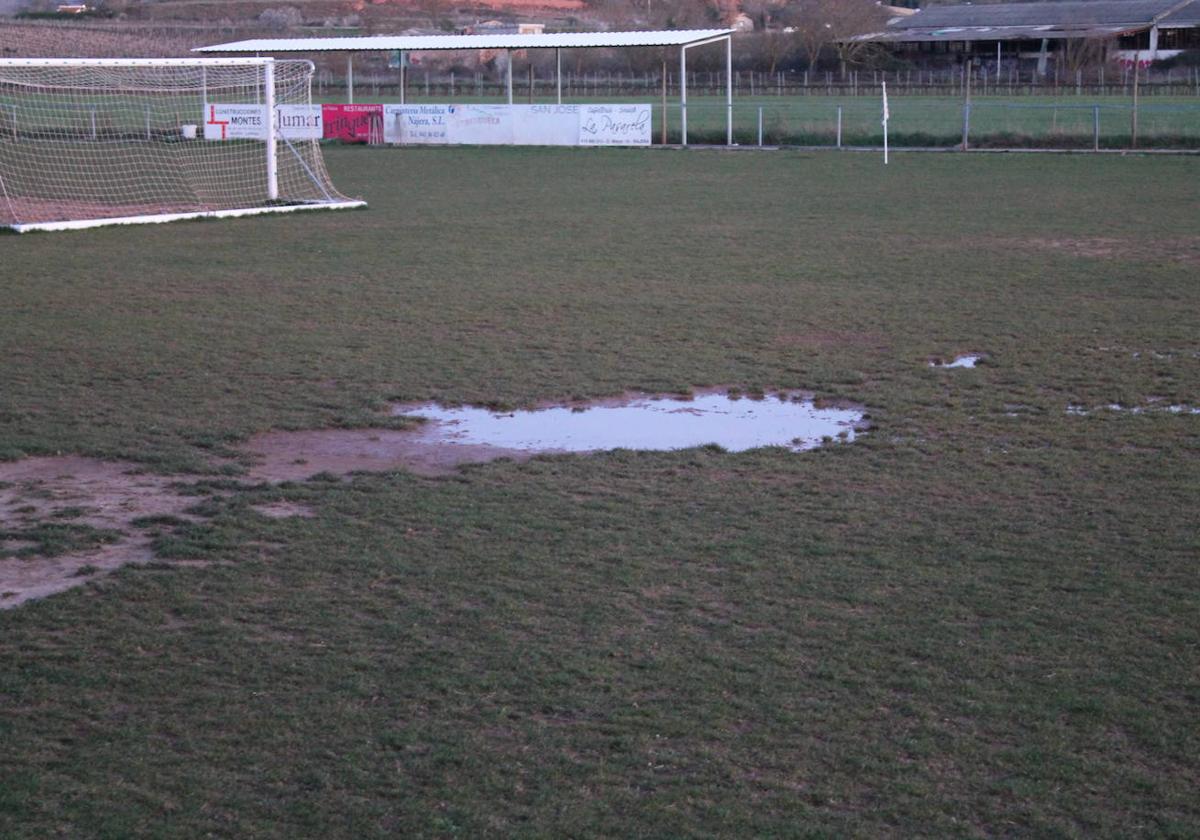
[0,57,364,232]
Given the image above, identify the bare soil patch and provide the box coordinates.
[241,428,528,481]
[249,501,317,519]
[0,457,194,609]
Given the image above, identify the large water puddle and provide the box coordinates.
[392,390,864,454]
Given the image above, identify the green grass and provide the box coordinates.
[1,147,1198,836]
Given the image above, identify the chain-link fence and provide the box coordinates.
[673,97,1200,149]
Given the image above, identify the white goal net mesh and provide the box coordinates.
[0,59,352,228]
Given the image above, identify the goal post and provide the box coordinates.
[0,57,364,232]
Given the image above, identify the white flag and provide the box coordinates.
[881,81,889,126]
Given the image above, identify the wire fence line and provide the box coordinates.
[317,66,1200,102]
[332,93,1200,149]
[688,99,1200,149]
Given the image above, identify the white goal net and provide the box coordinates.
[0,58,362,232]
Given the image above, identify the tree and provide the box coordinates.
[789,0,889,73]
[1060,35,1111,78]
[742,0,799,75]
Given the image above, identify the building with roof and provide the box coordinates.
[854,0,1200,72]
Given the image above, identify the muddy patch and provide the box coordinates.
[250,501,317,519]
[2,388,866,608]
[0,457,197,609]
[241,428,523,480]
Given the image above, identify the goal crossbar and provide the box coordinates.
[0,58,286,67]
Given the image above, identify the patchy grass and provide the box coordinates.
[0,522,123,558]
[0,147,1198,836]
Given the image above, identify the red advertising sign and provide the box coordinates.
[321,103,383,143]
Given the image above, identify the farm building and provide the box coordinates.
[854,0,1200,72]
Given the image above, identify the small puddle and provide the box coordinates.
[930,355,982,369]
[1067,403,1200,416]
[391,390,864,454]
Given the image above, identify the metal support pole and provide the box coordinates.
[726,35,733,146]
[506,50,513,104]
[996,41,1001,78]
[264,60,278,200]
[556,48,562,104]
[680,46,688,145]
[836,105,843,148]
[1093,104,1100,151]
[961,102,971,150]
[399,51,406,104]
[661,58,668,145]
[346,55,354,104]
[757,107,763,146]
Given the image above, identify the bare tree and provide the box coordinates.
[742,0,798,74]
[1060,35,1111,77]
[790,0,889,73]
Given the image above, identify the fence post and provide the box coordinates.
[757,107,763,146]
[1093,105,1100,151]
[961,102,971,150]
[1131,59,1140,149]
[661,60,668,145]
[836,105,842,148]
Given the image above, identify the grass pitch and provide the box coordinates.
[1,147,1198,836]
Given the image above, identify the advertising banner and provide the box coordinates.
[203,104,267,140]
[276,105,323,140]
[321,103,383,143]
[513,104,580,146]
[383,104,450,144]
[578,104,652,146]
[379,103,649,146]
[447,104,513,145]
[202,104,324,141]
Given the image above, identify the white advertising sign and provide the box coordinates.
[578,104,652,146]
[383,104,450,144]
[448,104,513,145]
[204,104,266,140]
[513,104,581,146]
[276,105,323,140]
[203,104,323,140]
[381,103,651,146]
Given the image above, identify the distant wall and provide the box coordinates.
[0,0,32,15]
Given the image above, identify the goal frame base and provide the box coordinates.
[6,199,367,233]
